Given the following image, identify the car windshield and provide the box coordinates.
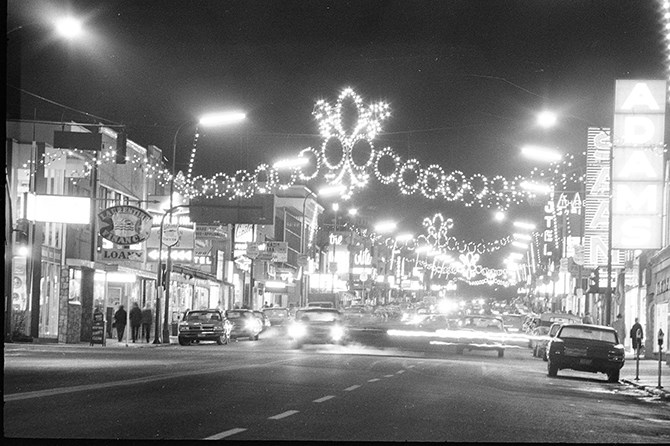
[559,326,617,343]
[226,311,249,319]
[186,311,220,322]
[264,309,287,317]
[296,310,341,322]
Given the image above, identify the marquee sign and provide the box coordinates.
[583,128,625,268]
[98,205,153,245]
[612,80,666,250]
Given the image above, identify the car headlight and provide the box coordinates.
[178,324,189,332]
[330,325,345,341]
[288,323,307,339]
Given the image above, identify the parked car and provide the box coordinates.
[534,322,563,360]
[225,309,263,341]
[178,309,232,346]
[546,324,625,383]
[262,307,291,329]
[253,310,272,332]
[288,308,347,349]
[452,315,507,358]
[528,325,551,350]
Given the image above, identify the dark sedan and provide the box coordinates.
[177,309,232,346]
[546,324,625,383]
[288,308,347,349]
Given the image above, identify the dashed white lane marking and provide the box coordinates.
[407,365,416,368]
[368,378,380,382]
[396,370,405,374]
[268,410,299,420]
[384,374,395,378]
[204,428,247,440]
[313,395,335,403]
[344,385,361,391]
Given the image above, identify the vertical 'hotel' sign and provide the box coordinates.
[612,80,667,250]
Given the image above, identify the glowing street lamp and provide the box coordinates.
[536,110,558,128]
[272,156,309,170]
[520,180,553,195]
[521,145,562,163]
[319,184,346,197]
[54,16,83,39]
[513,221,536,231]
[494,211,506,222]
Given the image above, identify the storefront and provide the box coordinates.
[648,246,670,359]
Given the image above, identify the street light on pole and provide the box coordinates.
[159,111,245,344]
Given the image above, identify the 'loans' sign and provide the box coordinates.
[612,80,666,249]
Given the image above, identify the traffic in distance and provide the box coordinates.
[174,294,626,383]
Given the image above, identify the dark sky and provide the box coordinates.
[6,0,667,288]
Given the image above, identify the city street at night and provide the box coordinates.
[4,336,669,441]
[5,0,670,442]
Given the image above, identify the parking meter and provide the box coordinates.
[658,329,664,347]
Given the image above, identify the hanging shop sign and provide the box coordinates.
[98,205,153,245]
[100,248,144,262]
[583,128,625,268]
[612,79,666,250]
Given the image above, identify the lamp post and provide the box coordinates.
[300,189,317,307]
[160,111,245,343]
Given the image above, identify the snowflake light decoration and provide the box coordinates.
[312,87,390,199]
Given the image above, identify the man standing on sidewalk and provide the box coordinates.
[630,318,643,357]
[141,304,153,343]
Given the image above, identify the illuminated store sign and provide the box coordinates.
[583,128,625,269]
[612,80,666,249]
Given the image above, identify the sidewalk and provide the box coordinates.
[620,352,669,401]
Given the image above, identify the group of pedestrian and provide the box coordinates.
[113,303,153,343]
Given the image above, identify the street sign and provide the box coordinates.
[263,241,288,262]
[162,224,180,247]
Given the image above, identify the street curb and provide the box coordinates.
[621,379,669,401]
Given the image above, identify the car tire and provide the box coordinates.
[216,333,226,345]
[542,350,548,362]
[532,346,537,357]
[547,360,558,377]
[253,334,259,341]
[607,370,620,383]
[497,349,504,358]
[178,337,190,346]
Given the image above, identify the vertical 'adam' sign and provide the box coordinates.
[612,80,667,250]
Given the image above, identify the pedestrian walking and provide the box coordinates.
[582,312,593,324]
[129,302,142,343]
[612,313,626,347]
[114,305,127,342]
[141,304,153,343]
[630,318,644,356]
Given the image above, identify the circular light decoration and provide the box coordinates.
[351,138,375,170]
[322,137,345,171]
[398,158,422,195]
[211,172,231,197]
[374,146,400,184]
[252,164,278,194]
[443,170,465,201]
[297,147,321,182]
[419,164,444,199]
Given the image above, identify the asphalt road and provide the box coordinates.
[4,334,670,442]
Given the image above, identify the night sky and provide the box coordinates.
[6,0,667,292]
